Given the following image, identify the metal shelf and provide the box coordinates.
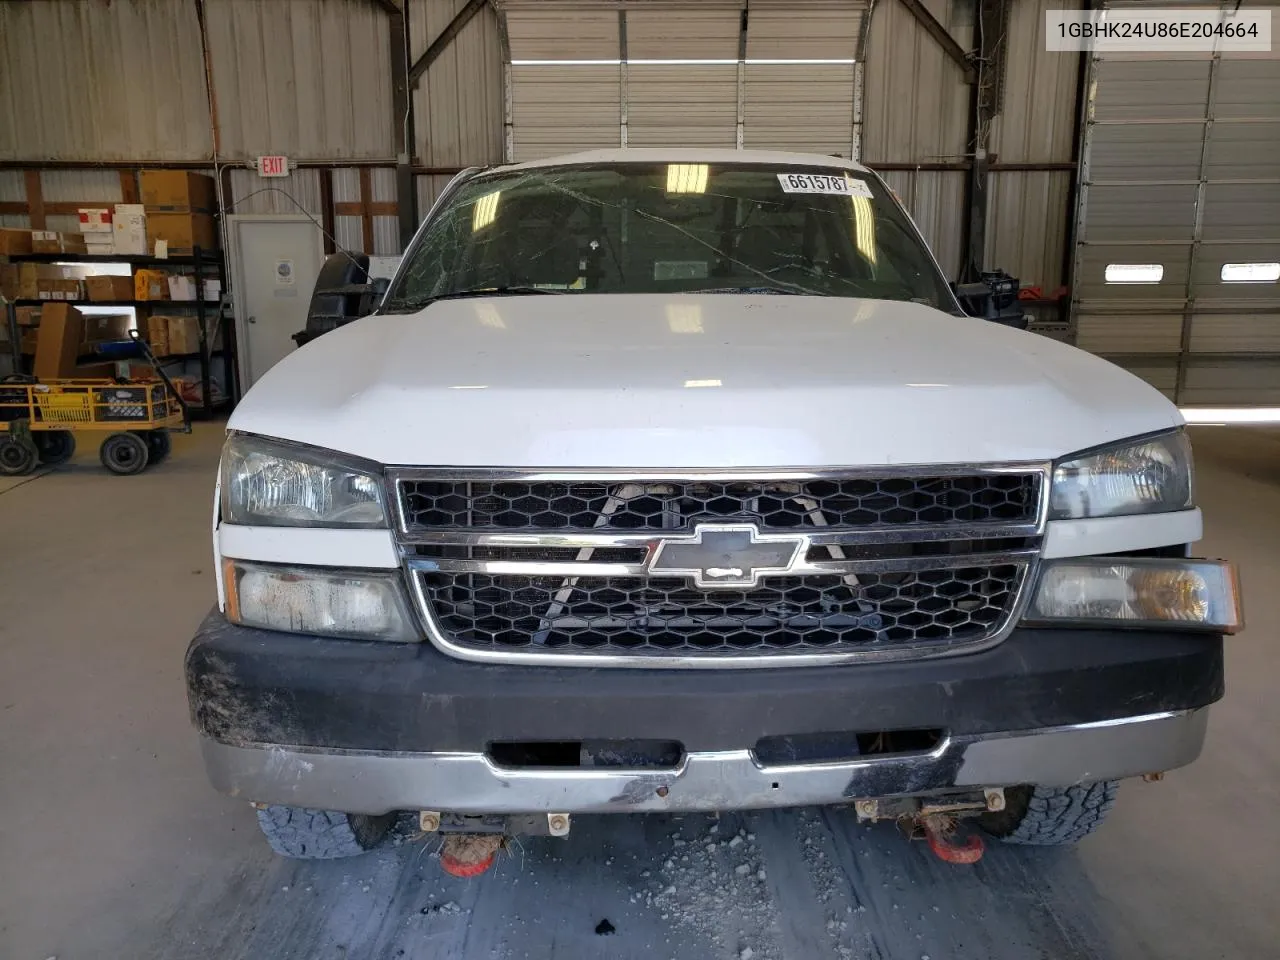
[6,252,221,265]
[14,299,215,308]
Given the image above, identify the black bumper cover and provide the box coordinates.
[186,610,1224,753]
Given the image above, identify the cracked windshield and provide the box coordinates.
[384,162,955,312]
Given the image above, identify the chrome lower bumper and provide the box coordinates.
[202,708,1208,816]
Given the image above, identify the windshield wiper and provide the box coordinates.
[382,286,567,313]
[693,285,808,295]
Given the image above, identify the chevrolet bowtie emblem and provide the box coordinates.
[647,523,806,588]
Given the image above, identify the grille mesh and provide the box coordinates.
[419,566,1025,655]
[400,475,1039,532]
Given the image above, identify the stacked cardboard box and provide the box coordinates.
[140,171,218,255]
[145,314,170,355]
[31,231,88,255]
[85,275,135,302]
[0,228,32,255]
[162,315,201,355]
[79,208,115,256]
[113,204,147,256]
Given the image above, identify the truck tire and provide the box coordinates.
[979,781,1119,846]
[254,805,395,860]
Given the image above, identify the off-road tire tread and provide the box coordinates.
[255,805,394,859]
[983,781,1119,845]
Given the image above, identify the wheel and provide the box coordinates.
[33,430,76,466]
[144,429,172,464]
[254,805,395,860]
[979,781,1120,846]
[0,435,38,476]
[99,432,150,475]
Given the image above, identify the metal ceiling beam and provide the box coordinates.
[896,0,975,83]
[410,0,488,85]
[367,0,402,14]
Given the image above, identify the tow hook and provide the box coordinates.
[440,834,504,878]
[921,814,985,864]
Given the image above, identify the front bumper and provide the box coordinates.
[187,610,1223,816]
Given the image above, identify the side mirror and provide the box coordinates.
[293,252,380,347]
[951,270,1028,330]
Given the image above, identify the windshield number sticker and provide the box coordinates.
[777,173,874,198]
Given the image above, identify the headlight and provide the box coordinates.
[223,560,419,641]
[220,434,386,528]
[1027,558,1240,632]
[1049,431,1193,520]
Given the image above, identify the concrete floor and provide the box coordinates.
[1,423,1277,960]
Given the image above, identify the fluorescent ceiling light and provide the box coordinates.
[666,163,709,195]
[851,194,876,267]
[1221,262,1280,283]
[511,59,621,66]
[1105,263,1164,284]
[684,379,721,388]
[472,190,501,231]
[511,58,855,66]
[1181,407,1280,424]
[449,385,488,390]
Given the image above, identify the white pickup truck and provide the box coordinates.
[187,149,1239,865]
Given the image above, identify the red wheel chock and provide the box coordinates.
[922,817,985,864]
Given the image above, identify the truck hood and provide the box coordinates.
[229,294,1183,467]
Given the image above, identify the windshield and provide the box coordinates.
[384,162,957,313]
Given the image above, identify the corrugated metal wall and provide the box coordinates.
[0,0,496,165]
[410,0,505,169]
[861,0,972,279]
[205,0,394,160]
[0,0,211,161]
[863,0,1079,289]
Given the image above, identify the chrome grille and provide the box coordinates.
[420,566,1026,654]
[398,474,1039,533]
[391,466,1047,668]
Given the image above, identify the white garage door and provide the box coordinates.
[1072,24,1280,403]
[497,0,868,163]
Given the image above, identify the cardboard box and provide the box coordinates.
[78,208,113,233]
[145,314,170,355]
[33,303,85,379]
[113,204,148,256]
[32,231,61,254]
[165,315,201,355]
[19,263,61,300]
[85,238,116,256]
[135,269,169,301]
[85,275,135,302]
[146,212,218,255]
[0,228,32,255]
[44,278,83,301]
[140,171,216,212]
[83,313,133,342]
[167,275,196,301]
[16,306,41,326]
[0,264,18,301]
[20,328,39,354]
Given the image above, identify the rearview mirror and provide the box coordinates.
[951,270,1028,329]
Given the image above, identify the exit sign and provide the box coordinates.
[257,155,289,177]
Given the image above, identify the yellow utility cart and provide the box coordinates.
[0,337,190,476]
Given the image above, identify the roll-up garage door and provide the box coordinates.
[743,2,864,156]
[504,2,622,161]
[1072,14,1280,403]
[497,1,870,162]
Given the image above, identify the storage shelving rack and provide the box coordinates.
[3,247,237,418]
